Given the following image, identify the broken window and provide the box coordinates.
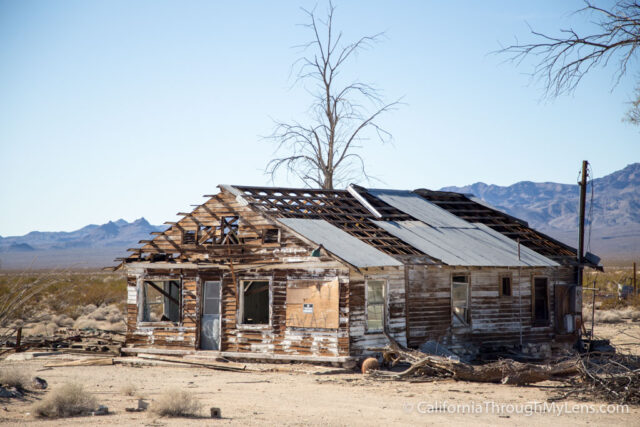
[451,274,470,326]
[198,225,215,244]
[286,279,339,329]
[262,228,280,244]
[500,274,512,297]
[533,277,549,326]
[239,280,269,325]
[182,230,196,245]
[142,280,181,322]
[366,280,385,332]
[220,216,239,244]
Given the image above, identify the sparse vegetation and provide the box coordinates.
[121,383,138,397]
[0,271,126,341]
[0,367,29,389]
[33,383,98,418]
[150,389,202,418]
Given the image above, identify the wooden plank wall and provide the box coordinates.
[125,269,198,349]
[220,267,350,357]
[349,266,407,356]
[126,190,356,358]
[406,265,576,350]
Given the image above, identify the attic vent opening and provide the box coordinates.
[182,230,196,245]
[263,229,280,244]
[221,216,239,244]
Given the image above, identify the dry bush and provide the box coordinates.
[52,314,74,328]
[0,367,29,389]
[598,310,624,324]
[151,389,202,418]
[34,383,97,418]
[73,318,100,330]
[121,383,137,397]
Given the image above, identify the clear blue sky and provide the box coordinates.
[1,0,638,236]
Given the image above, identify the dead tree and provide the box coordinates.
[499,1,640,122]
[267,2,400,190]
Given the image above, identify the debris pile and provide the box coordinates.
[369,334,640,405]
[371,338,578,385]
[2,327,124,356]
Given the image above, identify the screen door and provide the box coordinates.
[200,281,221,350]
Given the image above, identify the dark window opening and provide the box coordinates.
[533,277,549,326]
[263,229,280,244]
[240,280,269,325]
[501,275,512,297]
[182,230,196,245]
[221,216,239,244]
[142,280,181,322]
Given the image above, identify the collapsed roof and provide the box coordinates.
[122,184,601,270]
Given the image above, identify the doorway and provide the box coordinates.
[200,281,221,350]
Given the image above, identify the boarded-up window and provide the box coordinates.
[142,280,181,322]
[366,280,385,332]
[286,279,339,329]
[451,274,470,326]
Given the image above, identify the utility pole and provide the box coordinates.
[634,261,637,296]
[577,160,588,289]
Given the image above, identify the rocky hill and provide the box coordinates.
[441,163,640,259]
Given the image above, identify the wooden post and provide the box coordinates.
[634,261,637,296]
[16,327,22,352]
[577,160,588,289]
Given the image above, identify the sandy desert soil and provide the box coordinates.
[1,322,639,426]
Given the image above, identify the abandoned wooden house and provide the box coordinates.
[117,185,601,363]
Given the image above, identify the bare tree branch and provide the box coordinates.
[266,1,400,189]
[498,1,640,124]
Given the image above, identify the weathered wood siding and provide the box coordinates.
[125,190,355,358]
[348,266,407,356]
[125,269,198,349]
[219,267,350,357]
[406,265,576,350]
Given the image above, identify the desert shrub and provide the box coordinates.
[52,314,74,328]
[34,383,97,418]
[0,367,29,389]
[29,322,57,337]
[110,321,126,332]
[121,383,137,397]
[90,306,109,321]
[599,297,620,310]
[597,310,624,324]
[151,389,202,417]
[73,317,100,330]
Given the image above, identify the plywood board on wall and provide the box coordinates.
[286,278,339,329]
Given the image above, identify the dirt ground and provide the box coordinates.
[1,322,639,426]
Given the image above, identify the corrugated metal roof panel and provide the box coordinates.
[368,189,473,228]
[372,220,558,267]
[277,218,403,268]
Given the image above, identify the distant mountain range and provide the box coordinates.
[0,218,164,269]
[441,162,640,259]
[1,163,638,269]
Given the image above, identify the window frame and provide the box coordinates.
[138,278,182,325]
[365,278,387,333]
[499,273,513,298]
[262,228,281,245]
[451,273,470,327]
[237,277,272,330]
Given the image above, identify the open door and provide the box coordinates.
[200,281,221,350]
